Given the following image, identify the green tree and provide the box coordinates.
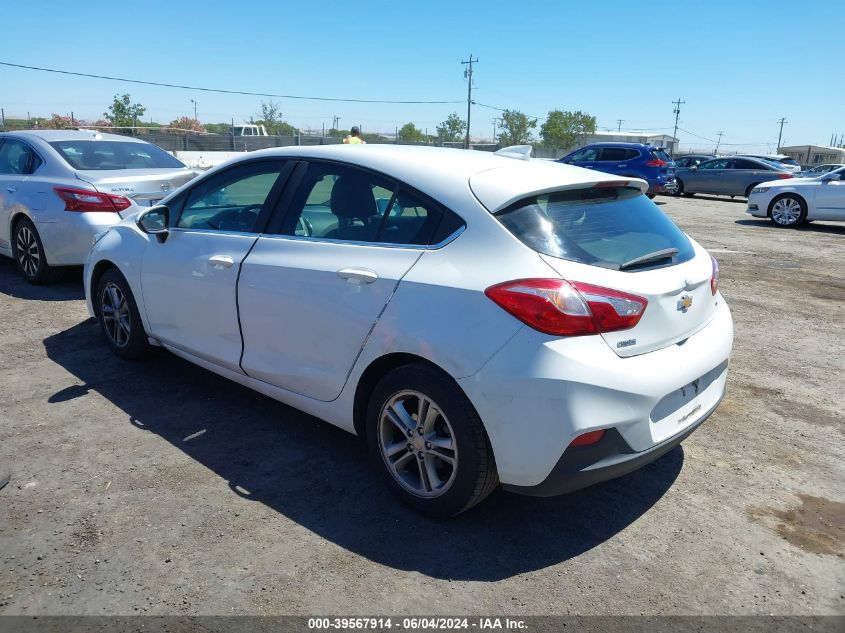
[540,110,597,149]
[497,110,537,145]
[398,122,425,143]
[254,99,298,136]
[104,94,146,128]
[436,113,466,143]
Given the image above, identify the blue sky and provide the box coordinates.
[1,1,840,152]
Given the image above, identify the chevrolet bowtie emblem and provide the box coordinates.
[677,295,693,313]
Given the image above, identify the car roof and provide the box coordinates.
[578,142,655,149]
[1,129,149,143]
[211,144,646,213]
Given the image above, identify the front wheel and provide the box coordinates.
[96,268,152,359]
[769,194,807,228]
[366,364,498,517]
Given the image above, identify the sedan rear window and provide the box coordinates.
[497,186,695,271]
[49,140,185,170]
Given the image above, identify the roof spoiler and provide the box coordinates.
[494,145,533,161]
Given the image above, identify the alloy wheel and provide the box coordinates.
[771,197,803,226]
[15,225,41,278]
[100,282,131,348]
[378,390,458,498]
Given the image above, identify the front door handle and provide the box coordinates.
[208,255,234,269]
[337,267,378,284]
[7,186,17,193]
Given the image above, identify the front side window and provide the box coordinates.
[700,159,729,170]
[175,161,285,232]
[278,163,445,245]
[49,140,185,170]
[0,139,39,175]
[568,147,599,162]
[496,186,695,271]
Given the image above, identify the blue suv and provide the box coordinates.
[558,143,677,197]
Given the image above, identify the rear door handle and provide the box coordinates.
[337,267,378,284]
[208,255,234,269]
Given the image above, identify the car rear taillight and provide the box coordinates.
[54,186,132,212]
[776,173,793,179]
[569,429,606,447]
[710,256,720,296]
[484,279,647,336]
[646,159,668,167]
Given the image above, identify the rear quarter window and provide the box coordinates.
[496,186,695,271]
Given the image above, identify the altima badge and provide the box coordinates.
[677,295,693,313]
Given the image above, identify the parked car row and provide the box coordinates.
[0,130,197,283]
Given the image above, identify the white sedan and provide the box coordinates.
[84,145,733,516]
[0,130,196,284]
[747,166,845,227]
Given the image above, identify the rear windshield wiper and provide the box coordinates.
[619,247,679,271]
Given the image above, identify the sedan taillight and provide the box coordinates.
[776,173,794,180]
[54,186,132,212]
[484,278,647,336]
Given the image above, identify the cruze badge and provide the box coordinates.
[677,295,693,313]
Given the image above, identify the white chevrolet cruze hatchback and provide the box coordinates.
[84,145,733,516]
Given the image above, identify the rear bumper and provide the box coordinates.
[649,178,677,194]
[458,298,733,489]
[36,212,123,266]
[502,393,721,497]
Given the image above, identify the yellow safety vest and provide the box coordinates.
[344,135,365,144]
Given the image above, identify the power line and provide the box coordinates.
[0,61,463,105]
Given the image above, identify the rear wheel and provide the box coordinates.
[12,218,60,284]
[366,364,498,517]
[96,268,152,359]
[769,194,807,228]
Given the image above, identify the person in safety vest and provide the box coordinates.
[343,126,366,144]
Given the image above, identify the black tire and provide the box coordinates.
[745,183,761,198]
[768,193,807,228]
[95,268,152,359]
[646,193,657,199]
[366,364,498,517]
[12,217,62,285]
[675,179,694,197]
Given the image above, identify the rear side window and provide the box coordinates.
[0,139,39,175]
[598,147,638,161]
[49,140,185,170]
[496,186,695,271]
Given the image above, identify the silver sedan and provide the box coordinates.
[674,156,794,198]
[0,130,196,284]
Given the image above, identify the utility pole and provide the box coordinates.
[191,99,198,121]
[616,119,624,132]
[461,54,478,149]
[670,98,685,158]
[1,108,5,132]
[715,131,724,155]
[776,117,787,150]
[492,117,497,143]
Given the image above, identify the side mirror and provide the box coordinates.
[689,165,698,171]
[137,205,170,243]
[822,173,841,183]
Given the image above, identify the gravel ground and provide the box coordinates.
[0,195,842,616]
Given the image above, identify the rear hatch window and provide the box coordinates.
[650,149,673,163]
[496,185,695,271]
[50,140,185,170]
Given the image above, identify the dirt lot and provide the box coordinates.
[0,195,842,616]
